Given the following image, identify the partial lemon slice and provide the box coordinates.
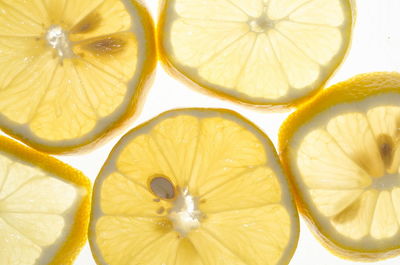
[0,135,90,264]
[158,0,353,107]
[279,72,400,261]
[0,0,156,153]
[90,109,299,265]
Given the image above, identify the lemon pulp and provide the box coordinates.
[90,109,299,265]
[280,73,400,260]
[0,0,155,153]
[159,0,353,106]
[0,136,90,265]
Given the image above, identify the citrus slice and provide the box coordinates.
[279,72,400,261]
[0,0,156,153]
[0,135,90,264]
[89,109,299,265]
[158,0,353,107]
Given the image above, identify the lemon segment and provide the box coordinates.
[280,73,400,260]
[159,0,353,106]
[0,0,156,153]
[90,109,299,265]
[0,136,90,265]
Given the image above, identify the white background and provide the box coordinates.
[59,0,400,264]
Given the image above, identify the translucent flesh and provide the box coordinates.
[0,152,83,264]
[163,0,349,103]
[93,112,294,265]
[295,104,400,242]
[0,0,140,142]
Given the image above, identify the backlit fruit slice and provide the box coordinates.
[0,135,90,264]
[0,0,156,154]
[158,0,353,107]
[90,109,299,265]
[279,72,400,261]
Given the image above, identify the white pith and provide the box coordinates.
[291,93,400,251]
[0,0,152,150]
[168,188,202,237]
[45,25,74,59]
[0,152,85,265]
[162,0,352,104]
[91,110,300,265]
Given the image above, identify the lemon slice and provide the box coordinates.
[90,109,299,265]
[0,135,90,264]
[158,0,353,107]
[279,72,400,261]
[0,0,156,153]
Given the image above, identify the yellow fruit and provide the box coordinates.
[0,0,156,154]
[90,109,299,265]
[0,135,91,264]
[279,72,400,261]
[158,0,354,107]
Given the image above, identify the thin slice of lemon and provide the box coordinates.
[89,109,299,265]
[0,0,156,153]
[279,72,400,261]
[0,135,91,264]
[158,0,353,107]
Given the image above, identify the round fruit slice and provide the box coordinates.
[279,72,400,261]
[0,0,156,153]
[90,109,299,265]
[0,135,90,264]
[158,0,353,107]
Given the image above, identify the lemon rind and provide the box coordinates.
[0,135,91,265]
[0,0,156,154]
[89,108,300,265]
[157,0,355,109]
[279,72,400,261]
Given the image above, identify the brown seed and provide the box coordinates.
[71,13,102,34]
[377,134,394,168]
[150,176,175,199]
[156,207,165,214]
[84,37,125,55]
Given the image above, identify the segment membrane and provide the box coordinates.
[189,116,267,193]
[198,32,257,89]
[58,0,104,29]
[228,0,264,17]
[0,0,146,146]
[268,28,320,89]
[69,0,132,41]
[164,0,350,103]
[73,32,138,82]
[0,152,83,264]
[326,112,385,177]
[276,21,342,65]
[0,2,44,37]
[236,33,289,99]
[0,51,57,124]
[0,219,41,265]
[295,103,400,242]
[297,129,371,189]
[29,60,97,141]
[170,19,249,68]
[196,205,290,265]
[200,167,281,213]
[370,191,399,239]
[96,111,295,265]
[267,0,313,20]
[331,190,378,240]
[100,172,162,216]
[95,216,178,265]
[289,0,345,26]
